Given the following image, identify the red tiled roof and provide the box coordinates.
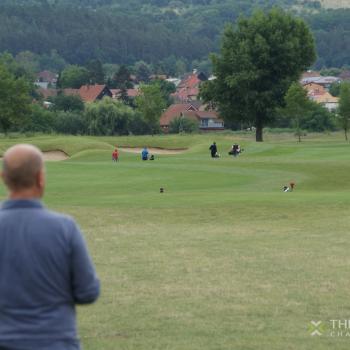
[194,111,220,120]
[160,104,222,128]
[303,83,326,96]
[173,87,200,102]
[127,89,140,97]
[160,103,199,126]
[178,74,202,89]
[78,84,108,102]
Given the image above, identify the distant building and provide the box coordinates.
[64,84,112,102]
[165,78,181,87]
[301,76,341,90]
[160,103,224,132]
[303,82,339,111]
[303,83,326,96]
[111,88,140,100]
[301,71,321,79]
[309,92,339,112]
[172,71,207,103]
[36,70,58,87]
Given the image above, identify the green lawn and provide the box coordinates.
[1,132,350,349]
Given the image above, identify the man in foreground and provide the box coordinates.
[0,144,100,350]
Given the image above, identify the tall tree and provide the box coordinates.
[283,83,311,142]
[135,83,166,135]
[201,9,316,141]
[0,64,31,134]
[85,59,105,84]
[59,65,90,89]
[151,79,176,106]
[110,65,133,89]
[135,61,151,83]
[338,82,350,141]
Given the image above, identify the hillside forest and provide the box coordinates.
[0,0,350,73]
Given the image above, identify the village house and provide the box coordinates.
[303,82,327,96]
[302,82,339,111]
[309,92,339,112]
[35,70,58,89]
[160,103,224,132]
[301,71,321,79]
[64,84,112,102]
[171,70,207,103]
[301,76,341,90]
[110,88,140,100]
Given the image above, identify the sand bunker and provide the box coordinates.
[120,147,187,155]
[0,150,68,161]
[43,151,69,161]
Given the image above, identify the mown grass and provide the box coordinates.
[1,132,350,349]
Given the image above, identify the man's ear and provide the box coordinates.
[37,169,46,190]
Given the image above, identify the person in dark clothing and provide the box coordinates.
[0,144,100,350]
[209,142,218,158]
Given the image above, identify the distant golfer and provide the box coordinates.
[0,144,100,350]
[112,148,119,162]
[142,147,149,161]
[209,142,218,158]
[229,144,241,157]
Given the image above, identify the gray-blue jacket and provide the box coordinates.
[0,199,100,349]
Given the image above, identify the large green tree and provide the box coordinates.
[135,83,166,135]
[338,82,350,141]
[59,65,90,88]
[201,9,316,141]
[85,97,135,136]
[0,64,31,134]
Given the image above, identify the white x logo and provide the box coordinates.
[310,320,323,336]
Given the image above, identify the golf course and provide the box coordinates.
[0,132,349,349]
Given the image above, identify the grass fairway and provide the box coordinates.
[1,132,350,349]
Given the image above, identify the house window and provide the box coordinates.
[201,119,209,127]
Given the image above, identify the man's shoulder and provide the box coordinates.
[0,203,79,234]
[42,209,79,231]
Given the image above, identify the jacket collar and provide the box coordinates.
[1,199,44,210]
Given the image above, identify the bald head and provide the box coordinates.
[2,144,45,196]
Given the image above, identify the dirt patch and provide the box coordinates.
[120,147,187,155]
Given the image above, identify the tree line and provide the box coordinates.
[0,0,350,72]
[1,8,350,140]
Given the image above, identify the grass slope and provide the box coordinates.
[1,132,350,349]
